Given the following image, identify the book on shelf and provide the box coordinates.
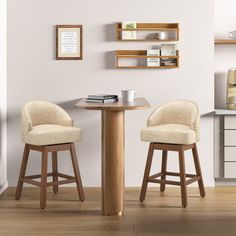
[147,49,160,67]
[85,98,119,103]
[161,44,176,56]
[160,44,177,66]
[160,58,177,66]
[88,94,118,99]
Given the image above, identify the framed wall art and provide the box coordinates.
[56,25,83,60]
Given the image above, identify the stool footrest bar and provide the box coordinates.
[57,172,75,179]
[186,176,200,185]
[47,178,76,187]
[22,177,76,187]
[22,178,41,187]
[148,178,181,186]
[25,172,53,179]
[165,171,197,178]
[147,172,200,186]
[149,173,162,179]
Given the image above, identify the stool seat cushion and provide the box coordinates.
[141,124,196,145]
[24,124,81,146]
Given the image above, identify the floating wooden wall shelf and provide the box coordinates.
[115,50,179,69]
[116,23,179,42]
[215,39,236,44]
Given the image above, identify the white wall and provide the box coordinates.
[7,0,215,187]
[215,0,236,108]
[0,0,8,194]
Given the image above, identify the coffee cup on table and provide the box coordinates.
[122,89,135,102]
[229,30,236,39]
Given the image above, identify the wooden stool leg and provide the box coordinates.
[52,151,59,194]
[139,143,154,202]
[15,144,30,200]
[178,147,187,207]
[160,150,168,192]
[70,143,85,201]
[192,143,206,197]
[40,148,48,209]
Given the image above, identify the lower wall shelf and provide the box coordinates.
[115,50,179,69]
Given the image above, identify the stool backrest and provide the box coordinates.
[148,100,200,141]
[21,101,73,137]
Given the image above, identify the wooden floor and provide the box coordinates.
[1,187,236,235]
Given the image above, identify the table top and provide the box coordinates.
[75,97,150,111]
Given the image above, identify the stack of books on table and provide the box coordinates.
[85,94,119,103]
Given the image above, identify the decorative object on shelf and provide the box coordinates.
[122,89,135,102]
[160,44,177,66]
[155,31,167,40]
[147,49,160,67]
[115,50,179,69]
[121,21,137,40]
[161,44,176,56]
[86,94,118,103]
[229,30,236,39]
[116,23,179,41]
[160,58,177,67]
[226,68,236,109]
[215,31,236,44]
[56,25,82,60]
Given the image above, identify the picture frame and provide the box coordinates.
[56,25,83,60]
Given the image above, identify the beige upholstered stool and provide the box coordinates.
[15,101,85,209]
[140,100,205,207]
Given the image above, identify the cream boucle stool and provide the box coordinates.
[15,101,85,209]
[140,100,205,207]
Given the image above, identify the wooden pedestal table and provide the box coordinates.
[75,98,150,216]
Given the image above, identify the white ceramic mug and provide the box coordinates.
[229,30,236,39]
[122,89,135,102]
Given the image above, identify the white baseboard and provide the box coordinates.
[0,181,8,194]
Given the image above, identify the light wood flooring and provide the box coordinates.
[1,187,236,235]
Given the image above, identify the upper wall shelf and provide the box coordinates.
[215,39,236,44]
[116,23,179,42]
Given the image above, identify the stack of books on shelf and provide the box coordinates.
[85,94,119,103]
[147,49,160,67]
[146,44,177,67]
[160,44,177,66]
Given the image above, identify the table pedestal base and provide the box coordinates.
[101,110,124,216]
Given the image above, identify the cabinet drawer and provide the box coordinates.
[224,116,236,129]
[225,147,236,161]
[224,130,236,146]
[224,162,236,178]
